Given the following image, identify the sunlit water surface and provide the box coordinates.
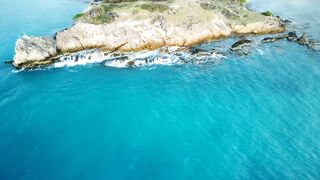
[0,0,320,179]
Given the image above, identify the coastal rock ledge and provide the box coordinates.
[13,0,285,68]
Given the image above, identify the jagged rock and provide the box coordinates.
[230,39,252,51]
[287,32,298,41]
[308,39,320,49]
[189,47,218,58]
[189,47,208,55]
[262,34,288,43]
[275,34,289,39]
[262,37,277,43]
[297,33,307,45]
[127,61,135,67]
[13,36,57,67]
[282,19,292,24]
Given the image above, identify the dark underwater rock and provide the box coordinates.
[230,39,252,51]
[189,47,207,55]
[287,32,298,41]
[262,37,277,43]
[282,19,293,24]
[4,60,13,64]
[262,34,288,43]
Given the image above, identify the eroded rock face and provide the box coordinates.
[55,17,233,54]
[232,17,284,35]
[13,36,57,67]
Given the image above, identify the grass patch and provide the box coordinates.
[140,3,169,12]
[239,0,246,5]
[86,3,120,24]
[73,13,84,20]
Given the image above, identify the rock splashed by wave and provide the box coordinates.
[36,47,226,70]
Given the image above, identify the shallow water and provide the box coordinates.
[1,0,320,179]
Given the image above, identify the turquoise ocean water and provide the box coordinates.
[0,0,320,179]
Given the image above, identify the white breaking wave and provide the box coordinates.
[47,47,227,69]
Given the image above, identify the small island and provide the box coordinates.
[13,0,286,68]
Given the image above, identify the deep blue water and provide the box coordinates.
[1,0,320,179]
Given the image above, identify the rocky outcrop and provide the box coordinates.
[12,0,285,68]
[230,39,252,51]
[232,18,284,35]
[297,33,307,45]
[55,17,234,54]
[287,31,298,41]
[261,32,319,49]
[262,34,288,43]
[13,36,57,67]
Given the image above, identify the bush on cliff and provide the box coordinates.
[73,13,85,20]
[140,3,169,12]
[261,11,273,16]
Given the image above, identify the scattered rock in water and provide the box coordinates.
[281,19,293,24]
[308,39,320,49]
[127,61,135,67]
[262,37,277,43]
[189,47,208,55]
[230,39,252,51]
[287,32,298,41]
[275,34,289,39]
[110,53,129,61]
[297,33,307,45]
[75,54,79,62]
[4,60,13,64]
[262,34,288,43]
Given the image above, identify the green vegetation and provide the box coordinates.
[239,0,246,5]
[88,4,118,24]
[261,11,273,16]
[73,13,84,20]
[73,0,172,24]
[140,3,169,12]
[102,0,138,2]
[77,3,119,24]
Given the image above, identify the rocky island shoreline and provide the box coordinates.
[10,0,298,68]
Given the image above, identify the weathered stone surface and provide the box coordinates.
[13,36,57,67]
[232,18,284,35]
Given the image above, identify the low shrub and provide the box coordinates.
[261,11,273,16]
[140,3,169,12]
[73,13,85,20]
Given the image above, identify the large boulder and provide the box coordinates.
[13,36,57,67]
